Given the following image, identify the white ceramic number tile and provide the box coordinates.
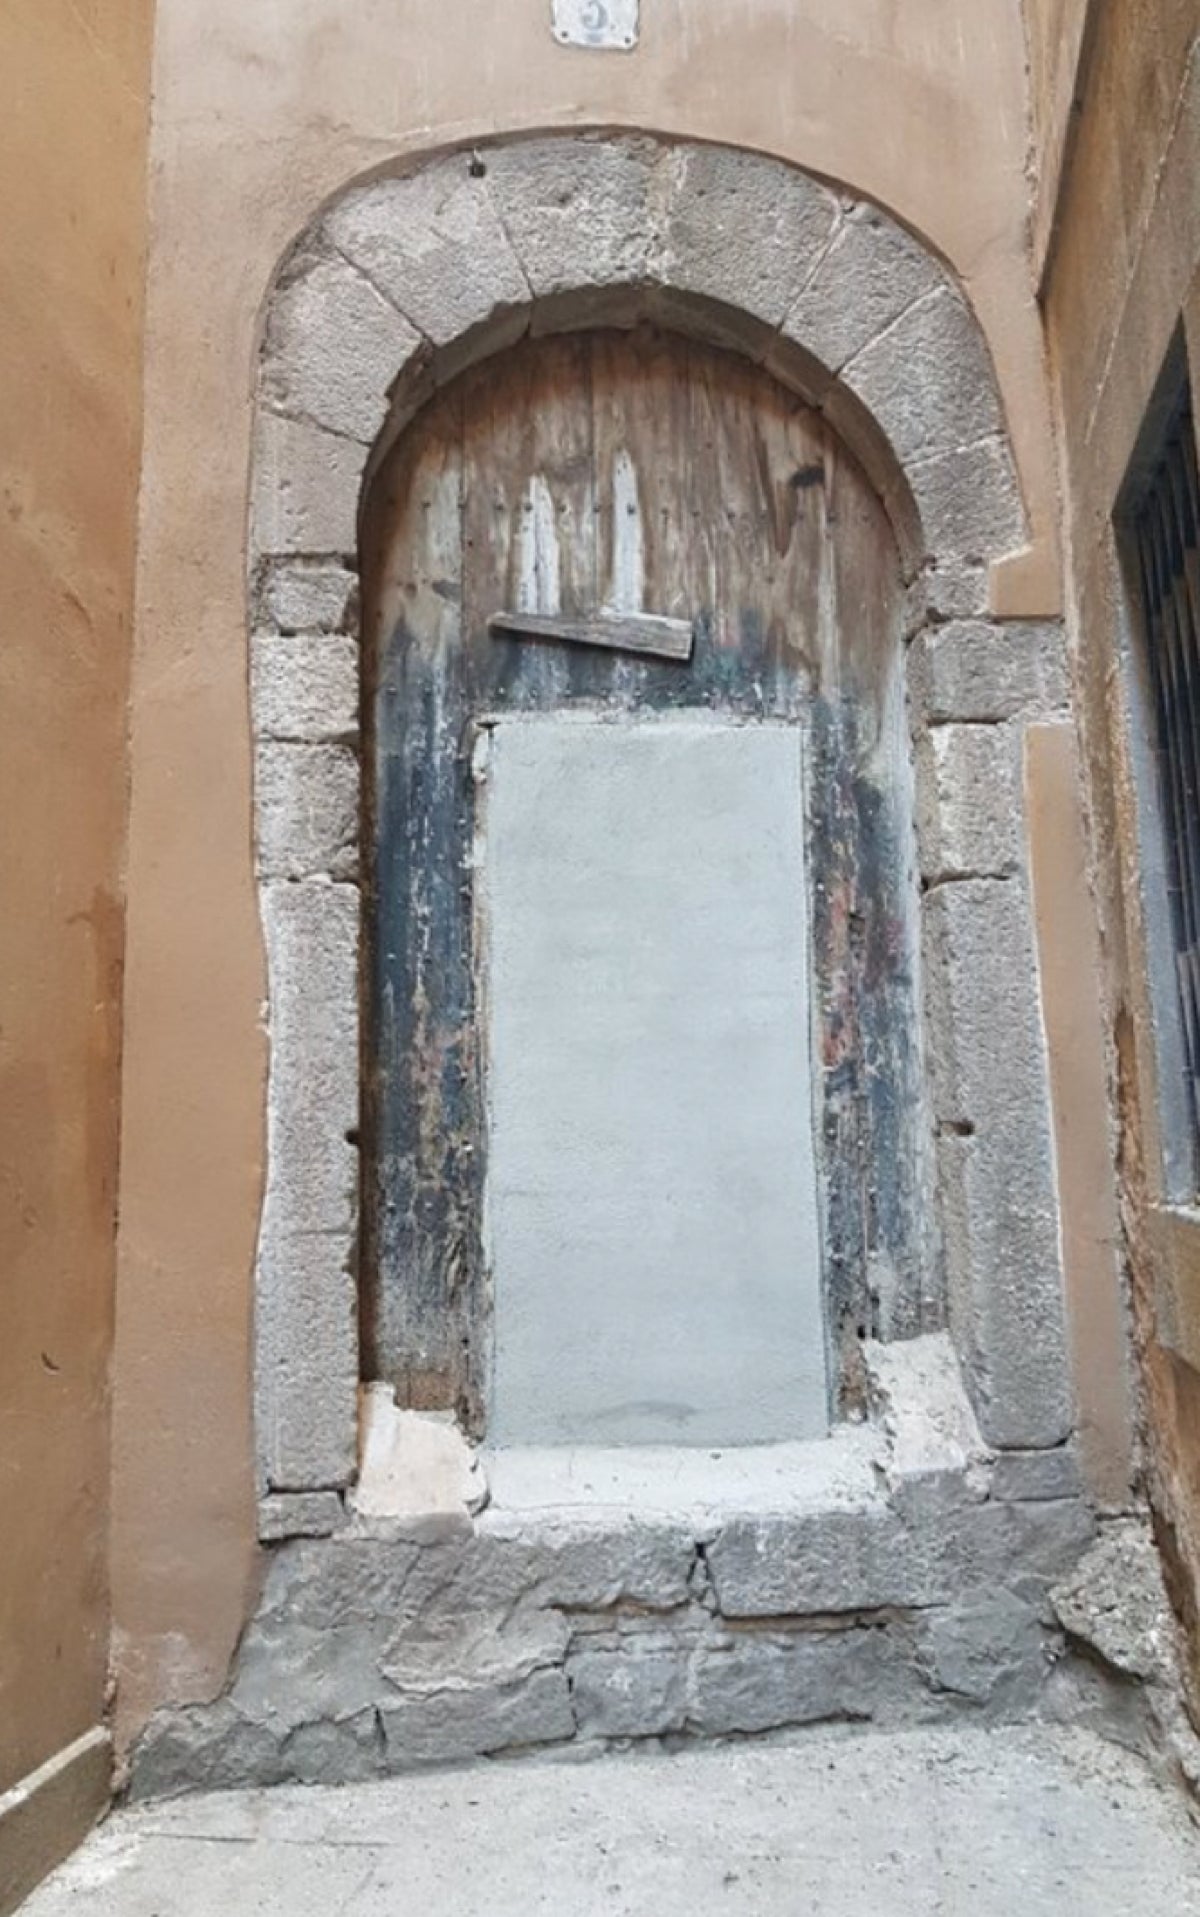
[552,0,639,51]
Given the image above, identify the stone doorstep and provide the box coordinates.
[130,1486,1095,1797]
[131,1336,1098,1798]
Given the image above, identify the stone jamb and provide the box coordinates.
[247,132,1073,1531]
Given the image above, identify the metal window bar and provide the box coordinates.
[1134,394,1200,1152]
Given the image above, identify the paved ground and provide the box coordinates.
[22,1724,1200,1916]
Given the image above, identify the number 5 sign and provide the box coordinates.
[552,0,639,49]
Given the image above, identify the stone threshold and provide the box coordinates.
[130,1335,1100,1800]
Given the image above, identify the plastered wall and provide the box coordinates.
[1033,0,1200,1701]
[0,0,155,1889]
[112,0,1082,1750]
[1022,0,1095,279]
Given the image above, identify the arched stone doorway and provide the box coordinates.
[246,131,1071,1534]
[361,326,922,1446]
[126,131,1097,1795]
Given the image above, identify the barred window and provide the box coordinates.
[1132,384,1200,1156]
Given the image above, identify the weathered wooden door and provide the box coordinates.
[364,328,915,1443]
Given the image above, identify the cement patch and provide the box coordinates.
[481,716,826,1447]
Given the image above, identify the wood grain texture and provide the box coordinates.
[361,327,925,1427]
[488,610,695,661]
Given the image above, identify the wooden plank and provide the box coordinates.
[488,608,694,661]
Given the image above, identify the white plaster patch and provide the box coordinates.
[865,1332,992,1498]
[350,1384,488,1530]
[483,1428,882,1522]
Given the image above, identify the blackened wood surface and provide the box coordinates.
[361,328,924,1428]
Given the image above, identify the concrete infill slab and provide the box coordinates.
[480,1425,881,1523]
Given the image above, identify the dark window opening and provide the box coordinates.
[1132,382,1200,1159]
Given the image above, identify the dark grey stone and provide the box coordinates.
[991,1448,1083,1504]
[689,1627,902,1736]
[569,1647,687,1739]
[380,1667,574,1767]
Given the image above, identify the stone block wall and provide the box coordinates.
[131,1339,1098,1795]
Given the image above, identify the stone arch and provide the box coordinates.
[247,132,1070,1533]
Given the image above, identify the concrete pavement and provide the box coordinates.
[20,1723,1200,1916]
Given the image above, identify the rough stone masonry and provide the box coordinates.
[129,1337,1130,1796]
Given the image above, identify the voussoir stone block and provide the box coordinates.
[255,741,359,879]
[781,202,944,373]
[922,558,991,620]
[907,436,1025,562]
[252,411,365,558]
[261,251,423,443]
[656,144,840,329]
[485,135,662,299]
[916,723,1022,881]
[841,286,1003,466]
[252,632,359,743]
[911,620,1069,724]
[324,155,529,348]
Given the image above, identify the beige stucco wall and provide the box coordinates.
[0,0,155,1881]
[1036,0,1200,1702]
[111,0,1071,1746]
[1022,0,1094,280]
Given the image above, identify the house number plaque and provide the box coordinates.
[552,0,639,50]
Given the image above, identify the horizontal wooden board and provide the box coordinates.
[489,608,695,661]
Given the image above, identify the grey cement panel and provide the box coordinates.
[482,716,826,1446]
